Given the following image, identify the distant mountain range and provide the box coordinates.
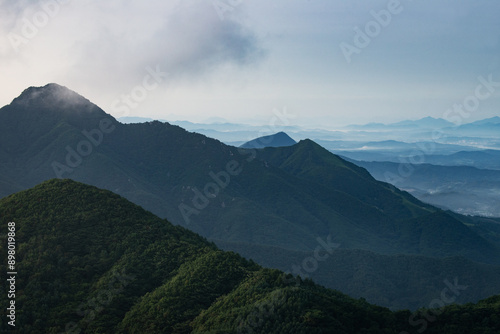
[350,160,500,217]
[344,116,455,130]
[118,115,500,151]
[1,84,500,310]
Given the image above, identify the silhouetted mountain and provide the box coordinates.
[240,132,297,148]
[1,84,500,311]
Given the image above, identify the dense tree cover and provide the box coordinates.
[0,179,215,332]
[0,179,499,333]
[216,240,500,310]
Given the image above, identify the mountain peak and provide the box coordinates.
[11,83,91,108]
[240,131,297,149]
[2,83,112,130]
[468,116,500,125]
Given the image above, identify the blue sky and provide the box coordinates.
[0,0,499,128]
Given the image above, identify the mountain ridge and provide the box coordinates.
[1,179,499,332]
[1,83,500,311]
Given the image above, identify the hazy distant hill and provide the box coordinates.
[350,160,500,216]
[1,84,500,310]
[466,116,500,125]
[423,150,500,170]
[117,115,500,154]
[345,117,455,130]
[240,131,297,149]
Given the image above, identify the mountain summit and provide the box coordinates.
[240,132,297,149]
[1,83,111,132]
[11,83,95,110]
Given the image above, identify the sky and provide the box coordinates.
[0,0,499,128]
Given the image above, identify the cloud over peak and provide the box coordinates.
[0,0,265,99]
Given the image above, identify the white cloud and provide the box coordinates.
[0,0,499,127]
[0,0,264,109]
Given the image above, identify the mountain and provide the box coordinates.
[0,179,393,332]
[1,180,500,333]
[116,116,500,151]
[333,147,500,170]
[467,116,500,125]
[318,139,479,155]
[1,84,500,310]
[240,132,297,149]
[344,117,454,130]
[441,118,500,139]
[424,150,500,170]
[217,240,500,310]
